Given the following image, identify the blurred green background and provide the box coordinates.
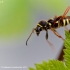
[0,0,69,38]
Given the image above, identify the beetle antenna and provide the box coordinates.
[26,28,35,46]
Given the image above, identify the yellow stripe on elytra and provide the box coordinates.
[63,20,66,26]
[37,24,43,27]
[56,21,60,28]
[56,21,58,23]
[49,23,51,26]
[66,19,69,25]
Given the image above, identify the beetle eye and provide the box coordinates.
[38,27,40,30]
[38,27,42,31]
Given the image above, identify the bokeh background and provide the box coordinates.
[0,0,70,70]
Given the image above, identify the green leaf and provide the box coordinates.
[48,60,67,70]
[29,60,68,70]
[64,39,70,49]
[65,30,70,39]
[35,64,43,70]
[42,61,50,70]
[29,67,36,70]
[64,31,70,69]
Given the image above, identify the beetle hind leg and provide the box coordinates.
[50,28,65,41]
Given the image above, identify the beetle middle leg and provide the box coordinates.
[46,30,55,51]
